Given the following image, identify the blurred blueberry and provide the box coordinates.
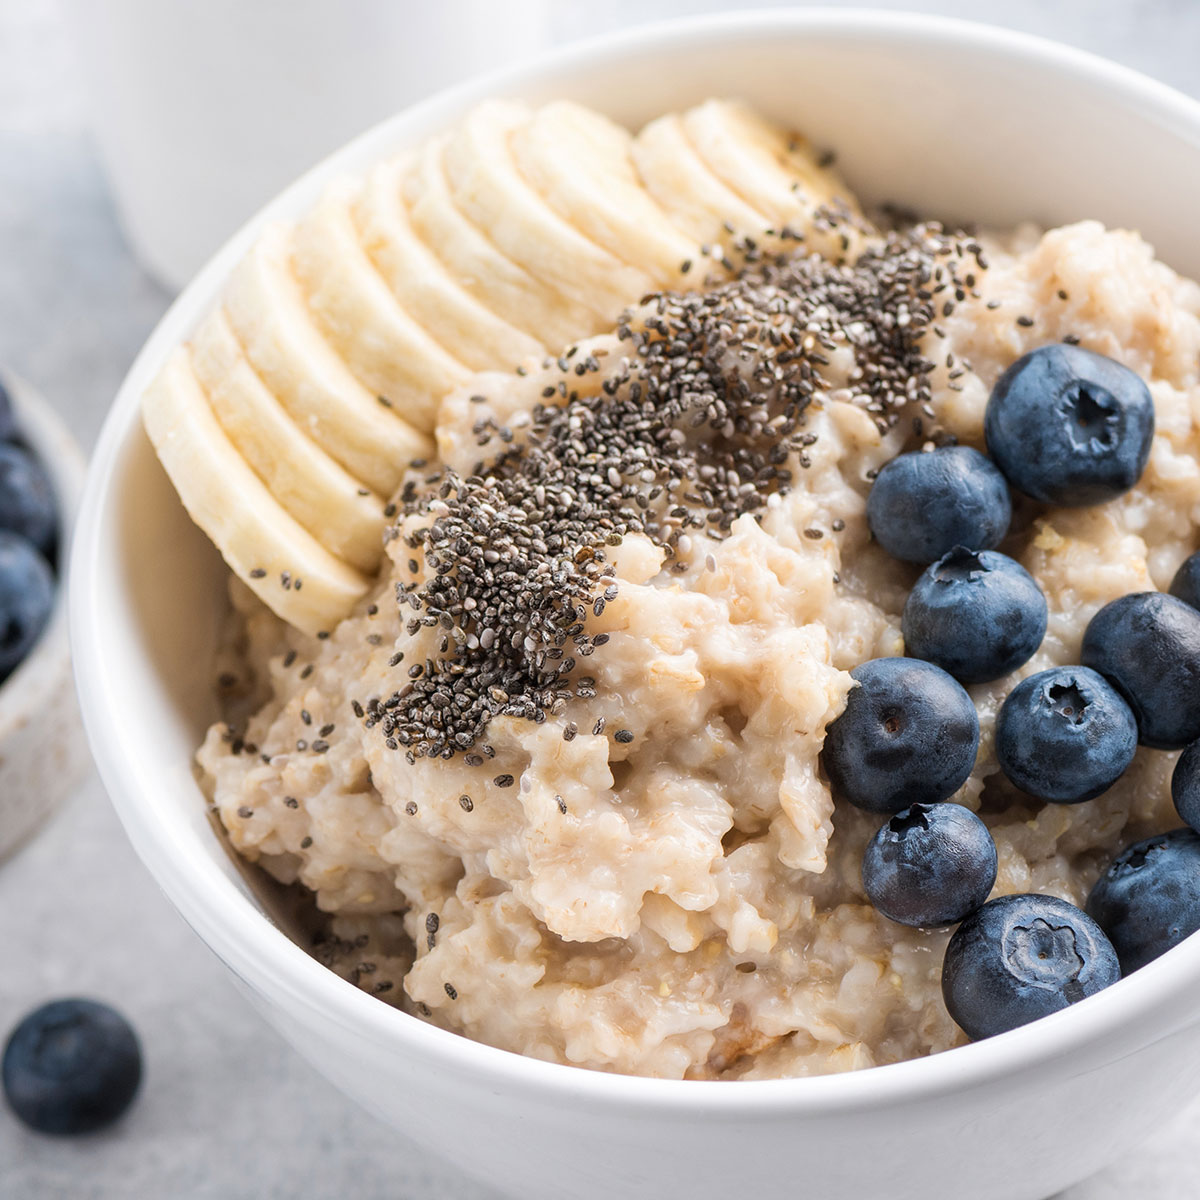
[862,802,997,927]
[984,343,1154,506]
[995,666,1138,803]
[3,999,142,1135]
[1081,591,1200,749]
[1086,828,1200,973]
[903,547,1047,683]
[0,532,54,679]
[942,893,1120,1039]
[0,378,18,444]
[822,657,980,813]
[866,446,1011,564]
[0,442,56,556]
[1172,740,1200,833]
[1169,550,1200,612]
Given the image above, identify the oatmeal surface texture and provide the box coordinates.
[200,179,1200,1079]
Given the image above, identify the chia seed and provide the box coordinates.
[371,217,980,762]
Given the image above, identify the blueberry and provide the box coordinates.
[862,802,997,927]
[902,547,1047,683]
[0,532,54,679]
[1172,740,1200,833]
[1169,550,1200,612]
[995,666,1138,804]
[1080,592,1200,749]
[822,657,980,813]
[3,998,142,1135]
[984,343,1154,507]
[942,893,1120,1040]
[0,442,56,555]
[1086,828,1200,973]
[866,446,1011,564]
[0,378,18,444]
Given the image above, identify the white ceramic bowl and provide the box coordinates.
[0,374,88,860]
[70,11,1200,1199]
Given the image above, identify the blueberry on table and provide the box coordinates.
[942,893,1120,1040]
[1172,740,1200,833]
[862,802,997,927]
[1169,550,1200,612]
[1080,591,1200,749]
[866,446,1012,564]
[3,999,142,1135]
[902,547,1047,683]
[822,657,980,813]
[0,442,56,555]
[1086,828,1200,973]
[995,666,1138,804]
[0,531,54,679]
[984,343,1154,506]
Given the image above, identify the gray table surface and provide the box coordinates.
[2,1,1199,1196]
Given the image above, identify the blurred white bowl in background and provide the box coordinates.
[65,0,549,290]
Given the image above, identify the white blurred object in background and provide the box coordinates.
[65,0,549,291]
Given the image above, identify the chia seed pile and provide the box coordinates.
[367,218,988,764]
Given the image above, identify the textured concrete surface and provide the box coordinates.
[1,1,1197,1195]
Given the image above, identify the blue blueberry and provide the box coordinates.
[866,446,1011,564]
[822,657,980,813]
[0,442,56,555]
[995,666,1138,804]
[862,802,997,927]
[1172,740,1200,833]
[1086,828,1200,973]
[0,378,17,444]
[942,893,1120,1040]
[984,343,1154,506]
[3,998,142,1135]
[902,547,1047,683]
[1169,550,1200,612]
[0,532,54,679]
[1080,592,1200,749]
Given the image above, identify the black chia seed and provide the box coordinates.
[368,218,980,763]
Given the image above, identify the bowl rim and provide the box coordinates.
[70,6,1200,1113]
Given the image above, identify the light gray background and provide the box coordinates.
[1,1,1197,1196]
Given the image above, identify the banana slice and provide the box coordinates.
[632,112,770,246]
[680,99,863,259]
[142,348,371,636]
[293,179,468,431]
[355,155,543,372]
[442,101,656,322]
[191,309,387,573]
[511,101,700,288]
[224,222,432,497]
[404,134,590,349]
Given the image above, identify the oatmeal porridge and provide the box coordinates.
[142,97,1200,1079]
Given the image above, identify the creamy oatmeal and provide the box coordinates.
[155,100,1200,1081]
